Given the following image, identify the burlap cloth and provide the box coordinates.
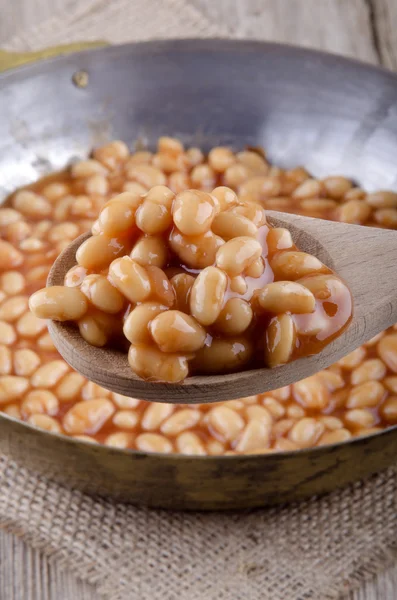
[1,1,397,598]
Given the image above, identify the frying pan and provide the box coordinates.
[0,39,396,510]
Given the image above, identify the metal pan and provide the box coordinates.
[1,39,396,510]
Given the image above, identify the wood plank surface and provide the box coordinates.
[0,0,396,598]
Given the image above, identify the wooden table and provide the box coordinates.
[1,1,397,598]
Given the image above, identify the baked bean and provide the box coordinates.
[245,405,273,427]
[21,390,59,417]
[190,267,227,326]
[125,151,152,166]
[366,190,397,209]
[190,164,216,189]
[0,376,29,403]
[128,345,189,383]
[344,188,366,201]
[94,140,129,169]
[135,197,172,234]
[13,190,52,218]
[16,311,47,338]
[193,337,253,373]
[13,349,41,376]
[173,190,216,236]
[55,372,85,402]
[85,174,109,196]
[146,266,175,307]
[124,303,167,345]
[208,147,235,172]
[63,398,115,435]
[64,265,88,288]
[292,179,323,199]
[299,198,337,211]
[236,150,268,173]
[317,370,344,391]
[42,182,70,202]
[108,256,151,303]
[385,377,397,394]
[337,347,367,369]
[377,334,397,372]
[229,276,247,294]
[169,228,224,269]
[0,296,28,322]
[112,393,140,409]
[0,208,22,226]
[273,438,299,452]
[289,417,325,448]
[286,404,306,419]
[256,281,315,314]
[319,416,344,430]
[262,397,286,419]
[126,164,166,188]
[0,321,16,345]
[185,147,204,167]
[346,381,385,408]
[206,439,226,454]
[135,433,173,453]
[0,345,11,375]
[150,310,206,353]
[28,414,62,433]
[37,332,56,351]
[224,163,251,188]
[71,159,108,178]
[0,240,23,270]
[339,199,371,224]
[176,432,206,455]
[350,359,387,385]
[97,199,137,236]
[344,408,376,429]
[236,420,271,452]
[215,298,252,335]
[207,406,245,441]
[292,376,329,410]
[81,274,124,314]
[270,251,328,280]
[141,402,174,430]
[266,227,294,254]
[211,186,239,211]
[168,171,190,193]
[29,286,88,320]
[265,314,296,367]
[5,221,31,243]
[381,396,397,424]
[48,222,79,243]
[76,233,130,270]
[216,236,262,276]
[0,271,25,295]
[245,257,265,278]
[82,381,110,400]
[78,311,117,347]
[130,235,168,268]
[104,432,134,449]
[212,211,258,240]
[373,208,397,228]
[171,273,195,313]
[29,360,67,390]
[3,404,21,419]
[161,409,201,435]
[318,429,351,445]
[113,410,139,430]
[322,176,352,200]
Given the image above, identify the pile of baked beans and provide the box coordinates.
[0,137,397,454]
[29,182,352,382]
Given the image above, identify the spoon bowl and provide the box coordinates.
[47,211,397,403]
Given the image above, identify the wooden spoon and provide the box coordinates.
[47,211,397,404]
